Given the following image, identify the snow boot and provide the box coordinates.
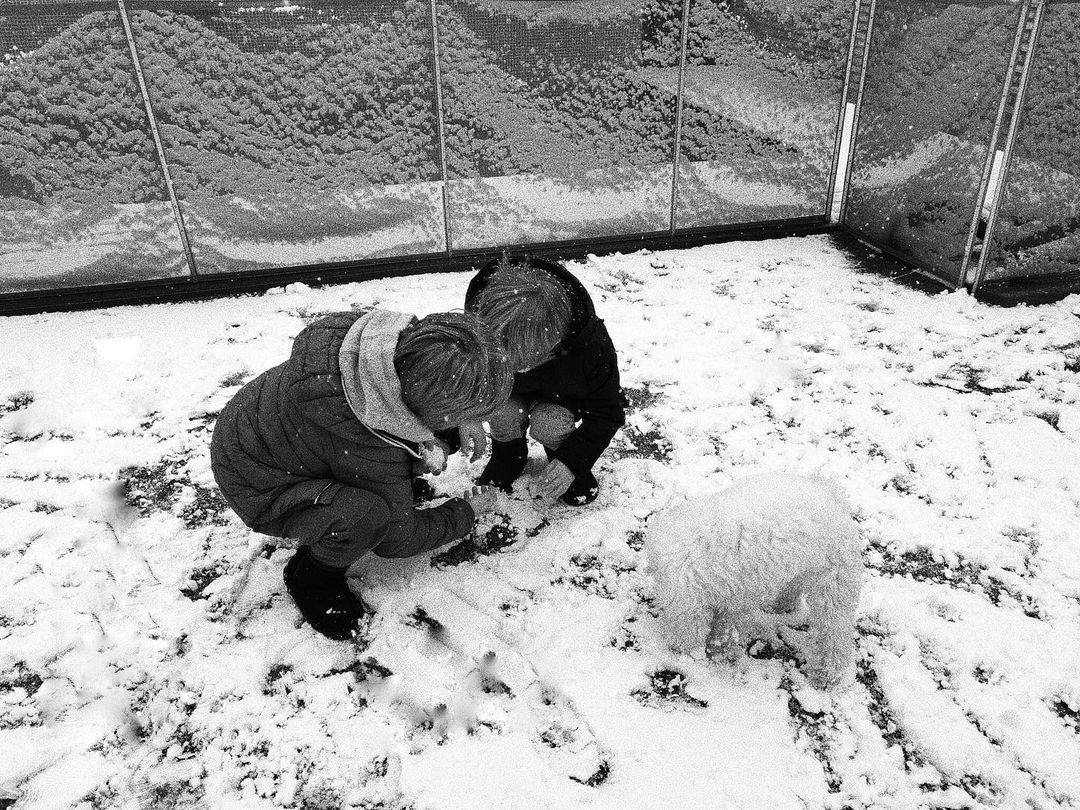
[560,469,599,507]
[477,437,528,492]
[283,546,367,640]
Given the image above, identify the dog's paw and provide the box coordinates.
[704,623,744,663]
[777,626,814,661]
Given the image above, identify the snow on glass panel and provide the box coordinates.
[0,2,188,294]
[985,3,1080,284]
[437,0,682,249]
[127,0,447,274]
[674,0,850,229]
[843,1,1021,286]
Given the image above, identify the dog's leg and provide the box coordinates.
[705,610,743,663]
[785,559,862,689]
[732,595,809,651]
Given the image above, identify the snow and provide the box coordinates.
[1,234,1079,809]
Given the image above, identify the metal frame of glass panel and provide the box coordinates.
[4,0,1077,311]
[841,0,1026,289]
[973,0,1080,293]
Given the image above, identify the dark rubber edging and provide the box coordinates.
[832,229,1080,306]
[0,217,831,316]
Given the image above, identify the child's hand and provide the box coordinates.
[533,459,575,502]
[464,485,498,515]
[458,421,488,462]
[419,439,449,474]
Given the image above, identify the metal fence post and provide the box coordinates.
[835,0,876,227]
[824,0,864,221]
[116,0,198,277]
[429,0,454,254]
[668,0,693,234]
[969,1,1045,294]
[958,0,1031,288]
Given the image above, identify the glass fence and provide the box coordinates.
[674,0,850,229]
[2,0,855,294]
[1,0,1077,297]
[983,2,1080,284]
[0,1,190,293]
[842,0,1022,287]
[127,0,448,274]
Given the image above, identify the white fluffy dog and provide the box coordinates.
[646,474,863,688]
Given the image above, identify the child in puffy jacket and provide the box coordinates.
[457,256,626,505]
[210,309,512,640]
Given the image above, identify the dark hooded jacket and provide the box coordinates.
[464,257,626,477]
[210,311,474,559]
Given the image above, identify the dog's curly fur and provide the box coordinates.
[646,474,863,688]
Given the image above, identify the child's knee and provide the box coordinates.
[528,402,575,448]
[286,489,390,568]
[488,397,528,442]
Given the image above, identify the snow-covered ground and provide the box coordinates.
[2,235,1079,809]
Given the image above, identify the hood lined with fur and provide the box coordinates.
[338,309,434,447]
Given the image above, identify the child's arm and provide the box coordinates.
[551,333,626,478]
[370,483,476,558]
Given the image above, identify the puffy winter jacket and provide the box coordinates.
[210,311,474,559]
[464,256,626,477]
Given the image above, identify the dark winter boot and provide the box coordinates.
[283,546,367,640]
[477,437,528,492]
[560,469,599,506]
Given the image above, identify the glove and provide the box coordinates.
[464,484,498,515]
[458,421,488,463]
[532,459,575,502]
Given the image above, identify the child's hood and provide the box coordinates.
[338,309,434,446]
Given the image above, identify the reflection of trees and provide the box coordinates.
[0,12,165,206]
[859,2,1016,156]
[131,3,442,194]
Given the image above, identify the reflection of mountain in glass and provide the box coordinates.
[673,0,849,228]
[986,4,1080,283]
[0,9,187,293]
[127,1,448,272]
[2,0,860,290]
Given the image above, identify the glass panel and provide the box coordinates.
[843,1,1022,286]
[984,3,1080,284]
[128,0,446,274]
[674,0,851,229]
[437,0,682,249]
[0,1,187,294]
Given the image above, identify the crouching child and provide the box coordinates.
[461,256,626,505]
[210,310,512,640]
